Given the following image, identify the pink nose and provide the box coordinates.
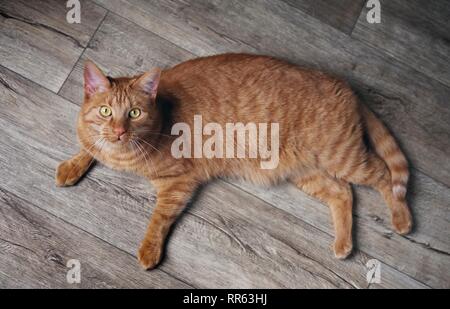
[113,127,126,140]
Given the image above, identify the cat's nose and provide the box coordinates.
[113,127,126,140]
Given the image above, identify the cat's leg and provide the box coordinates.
[138,176,198,270]
[291,170,353,259]
[340,152,412,235]
[55,149,95,187]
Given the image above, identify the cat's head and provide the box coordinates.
[77,60,162,157]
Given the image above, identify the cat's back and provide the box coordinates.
[159,53,357,126]
[161,53,349,101]
[167,53,280,72]
[162,53,306,85]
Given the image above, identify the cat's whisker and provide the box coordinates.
[136,130,173,138]
[132,128,173,139]
[84,133,115,139]
[64,137,104,179]
[132,139,158,177]
[130,140,146,169]
[81,134,106,143]
[85,138,105,157]
[133,140,156,176]
[134,136,162,156]
[96,138,107,158]
[82,138,106,172]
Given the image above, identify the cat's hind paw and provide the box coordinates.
[392,206,413,235]
[138,241,163,270]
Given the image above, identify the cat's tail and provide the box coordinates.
[361,104,409,200]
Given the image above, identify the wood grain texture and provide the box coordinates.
[0,187,190,289]
[1,0,449,289]
[0,0,106,92]
[281,0,366,34]
[352,0,450,88]
[58,12,194,104]
[90,0,449,287]
[94,0,450,187]
[0,66,428,288]
[93,0,258,56]
[234,176,450,288]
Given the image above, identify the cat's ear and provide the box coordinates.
[84,60,110,97]
[133,68,161,100]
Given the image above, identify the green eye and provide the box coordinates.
[99,106,112,117]
[129,108,141,119]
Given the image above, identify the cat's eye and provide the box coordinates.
[99,106,112,117]
[129,108,141,119]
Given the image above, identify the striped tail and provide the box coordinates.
[361,104,409,200]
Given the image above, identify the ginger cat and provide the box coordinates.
[56,54,412,269]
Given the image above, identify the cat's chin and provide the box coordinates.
[104,139,131,151]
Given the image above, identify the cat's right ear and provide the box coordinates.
[132,68,161,100]
[84,60,110,98]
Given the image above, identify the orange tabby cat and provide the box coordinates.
[56,53,412,269]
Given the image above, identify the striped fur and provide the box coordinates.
[361,104,409,200]
[56,54,413,268]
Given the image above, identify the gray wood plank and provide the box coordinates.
[234,175,450,289]
[0,0,106,92]
[93,0,450,187]
[0,187,190,289]
[86,0,450,287]
[93,0,258,56]
[281,0,365,34]
[0,66,427,289]
[352,0,450,88]
[59,13,194,104]
[55,6,447,287]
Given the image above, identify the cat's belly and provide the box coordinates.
[212,157,305,186]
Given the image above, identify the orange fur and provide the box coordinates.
[56,54,412,268]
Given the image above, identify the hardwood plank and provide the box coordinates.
[58,12,194,104]
[234,160,450,264]
[94,0,450,187]
[0,67,352,289]
[0,0,106,92]
[87,0,450,287]
[51,6,442,286]
[234,175,450,288]
[0,271,25,289]
[0,66,427,289]
[352,0,450,88]
[191,181,428,289]
[281,0,365,34]
[0,188,190,289]
[93,0,258,56]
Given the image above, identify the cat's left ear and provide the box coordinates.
[133,68,161,100]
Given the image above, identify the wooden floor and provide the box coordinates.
[0,0,449,289]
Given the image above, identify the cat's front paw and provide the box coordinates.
[333,239,353,260]
[56,160,83,187]
[138,241,163,270]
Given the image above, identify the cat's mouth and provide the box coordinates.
[99,139,133,156]
[104,134,131,144]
